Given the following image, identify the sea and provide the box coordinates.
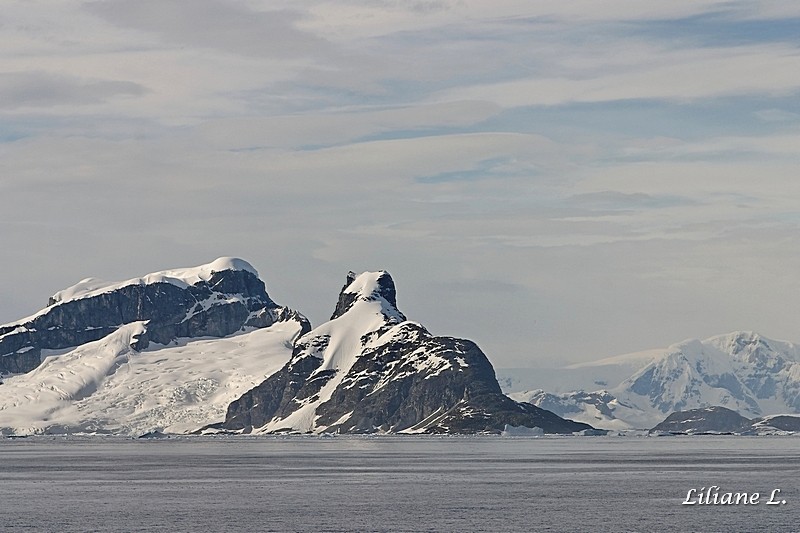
[1,435,798,532]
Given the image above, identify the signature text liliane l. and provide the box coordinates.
[682,486,786,506]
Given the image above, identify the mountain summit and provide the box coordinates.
[0,257,298,374]
[330,270,401,320]
[222,271,591,435]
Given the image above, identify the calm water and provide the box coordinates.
[1,435,799,532]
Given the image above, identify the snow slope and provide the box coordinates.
[0,319,304,435]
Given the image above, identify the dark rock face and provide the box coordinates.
[650,406,752,434]
[0,266,297,374]
[223,271,592,435]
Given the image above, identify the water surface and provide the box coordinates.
[1,435,798,532]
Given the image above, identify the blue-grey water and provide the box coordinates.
[1,435,799,532]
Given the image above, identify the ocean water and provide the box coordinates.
[1,435,799,532]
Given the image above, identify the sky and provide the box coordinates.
[1,1,800,368]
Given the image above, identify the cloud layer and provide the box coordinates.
[1,1,799,366]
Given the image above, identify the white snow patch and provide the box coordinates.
[330,411,354,427]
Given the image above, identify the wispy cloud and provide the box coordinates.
[85,0,329,58]
[567,191,697,210]
[194,101,502,150]
[434,44,800,106]
[0,72,145,109]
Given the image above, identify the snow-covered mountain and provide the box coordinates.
[220,271,591,435]
[0,261,590,436]
[0,258,309,435]
[0,257,295,374]
[511,332,800,430]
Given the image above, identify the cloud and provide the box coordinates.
[754,108,800,122]
[86,0,329,58]
[218,132,564,194]
[618,133,800,159]
[434,44,800,106]
[302,1,738,41]
[194,100,502,150]
[0,72,145,109]
[576,160,800,200]
[567,191,697,210]
[2,0,800,369]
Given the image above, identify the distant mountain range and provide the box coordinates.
[506,332,800,430]
[7,257,797,435]
[0,259,588,436]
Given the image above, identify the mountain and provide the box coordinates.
[0,259,309,435]
[220,271,591,435]
[751,414,800,433]
[0,257,295,374]
[650,406,800,435]
[0,261,588,436]
[650,406,751,434]
[511,332,800,430]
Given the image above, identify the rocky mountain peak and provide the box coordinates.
[330,270,402,321]
[221,270,592,435]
